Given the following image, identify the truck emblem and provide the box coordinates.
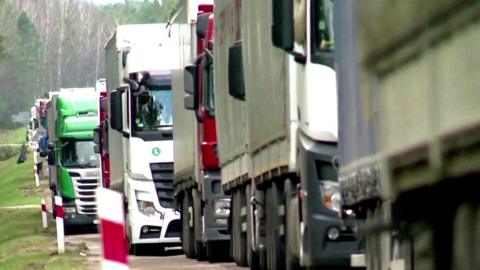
[152,147,161,156]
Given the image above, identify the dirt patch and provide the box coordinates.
[26,262,45,270]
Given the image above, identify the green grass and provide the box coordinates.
[0,209,85,270]
[0,155,45,207]
[0,154,86,269]
[0,127,28,145]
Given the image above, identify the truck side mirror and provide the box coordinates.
[184,65,196,95]
[197,13,210,39]
[272,0,294,51]
[110,89,124,131]
[228,41,245,101]
[47,150,56,166]
[123,77,139,92]
[93,127,100,145]
[184,95,195,110]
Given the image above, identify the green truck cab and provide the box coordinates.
[50,89,101,227]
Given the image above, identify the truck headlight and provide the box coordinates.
[64,207,76,214]
[319,181,341,213]
[135,191,156,217]
[214,199,230,217]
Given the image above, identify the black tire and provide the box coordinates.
[232,189,248,266]
[266,183,285,270]
[285,179,302,270]
[231,192,238,263]
[195,241,206,261]
[238,188,248,266]
[206,241,230,262]
[246,184,261,270]
[193,189,206,261]
[182,192,196,258]
[232,190,240,265]
[452,202,478,270]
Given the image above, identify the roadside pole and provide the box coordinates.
[54,196,65,254]
[97,187,129,270]
[34,165,40,187]
[41,198,48,230]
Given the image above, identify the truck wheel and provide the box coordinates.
[233,189,248,266]
[285,180,301,270]
[193,189,206,261]
[266,183,285,270]
[182,193,195,258]
[452,202,478,270]
[238,187,248,266]
[246,184,261,269]
[231,192,238,263]
[365,209,382,270]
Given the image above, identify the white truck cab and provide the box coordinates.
[105,24,181,253]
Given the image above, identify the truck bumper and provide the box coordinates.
[63,199,97,226]
[127,178,181,246]
[202,170,230,242]
[297,131,364,267]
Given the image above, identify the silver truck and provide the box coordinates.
[335,1,480,269]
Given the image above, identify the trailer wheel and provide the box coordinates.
[239,187,248,266]
[232,189,248,266]
[246,184,261,269]
[452,202,478,270]
[266,182,285,270]
[182,192,195,258]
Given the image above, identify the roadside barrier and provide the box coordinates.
[54,196,65,254]
[41,198,48,230]
[97,187,129,270]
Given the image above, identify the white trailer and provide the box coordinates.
[215,0,363,268]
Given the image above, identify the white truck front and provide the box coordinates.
[105,24,181,254]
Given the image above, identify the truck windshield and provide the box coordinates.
[134,88,173,131]
[61,140,99,168]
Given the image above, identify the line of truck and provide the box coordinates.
[170,0,363,269]
[25,1,479,269]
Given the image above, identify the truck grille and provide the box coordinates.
[165,219,181,238]
[150,162,174,209]
[72,177,100,215]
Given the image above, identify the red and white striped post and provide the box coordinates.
[97,187,129,270]
[41,199,48,230]
[34,165,40,187]
[54,196,65,254]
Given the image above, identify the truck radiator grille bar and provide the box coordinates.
[150,162,175,209]
[72,177,100,215]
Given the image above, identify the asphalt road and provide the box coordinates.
[66,232,243,270]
